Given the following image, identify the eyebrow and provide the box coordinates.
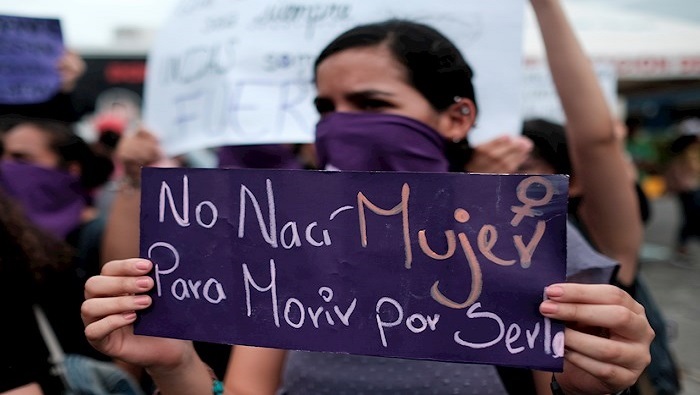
[347,90,394,100]
[313,89,395,104]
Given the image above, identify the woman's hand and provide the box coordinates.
[465,135,532,174]
[116,128,164,184]
[82,258,195,371]
[57,50,86,93]
[540,283,654,394]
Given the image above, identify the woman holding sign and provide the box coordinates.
[81,0,653,394]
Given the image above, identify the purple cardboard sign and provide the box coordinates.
[136,168,569,371]
[0,15,63,105]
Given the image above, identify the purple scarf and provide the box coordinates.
[315,112,448,172]
[0,161,84,238]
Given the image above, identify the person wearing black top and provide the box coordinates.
[0,190,74,393]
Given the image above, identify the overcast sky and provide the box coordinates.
[590,0,700,24]
[1,0,699,54]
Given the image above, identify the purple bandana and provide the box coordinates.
[0,161,84,238]
[315,112,449,172]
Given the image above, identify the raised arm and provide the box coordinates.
[101,129,165,263]
[528,1,652,393]
[531,0,642,286]
[98,128,191,384]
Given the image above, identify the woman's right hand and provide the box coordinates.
[465,135,532,174]
[116,128,164,184]
[81,258,194,370]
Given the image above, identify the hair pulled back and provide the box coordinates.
[315,19,478,112]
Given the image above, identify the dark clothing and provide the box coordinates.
[217,145,303,170]
[0,92,81,124]
[194,342,232,379]
[0,259,63,393]
[677,190,700,245]
[67,216,106,284]
[281,352,508,395]
[39,263,108,361]
[0,226,107,392]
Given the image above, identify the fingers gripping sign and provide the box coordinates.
[81,258,197,369]
[540,284,655,393]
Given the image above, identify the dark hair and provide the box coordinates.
[315,19,477,171]
[4,118,114,189]
[0,189,74,284]
[522,119,572,175]
[314,19,477,112]
[670,134,699,155]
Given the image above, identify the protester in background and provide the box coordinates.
[0,187,143,395]
[524,4,659,387]
[87,88,143,152]
[0,118,113,281]
[93,88,142,130]
[0,50,86,124]
[520,119,681,395]
[0,189,73,394]
[93,113,126,157]
[520,118,650,242]
[613,118,652,224]
[82,0,654,394]
[625,117,661,183]
[664,118,700,264]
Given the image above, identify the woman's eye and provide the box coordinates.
[360,99,390,111]
[9,152,28,162]
[314,99,335,115]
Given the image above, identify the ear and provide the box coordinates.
[569,176,583,197]
[436,97,477,142]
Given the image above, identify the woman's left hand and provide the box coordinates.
[57,50,86,93]
[540,283,654,394]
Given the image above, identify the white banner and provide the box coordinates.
[145,0,526,155]
[522,62,618,124]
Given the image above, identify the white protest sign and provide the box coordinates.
[522,62,618,124]
[145,0,525,156]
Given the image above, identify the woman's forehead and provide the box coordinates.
[4,124,50,146]
[315,45,409,93]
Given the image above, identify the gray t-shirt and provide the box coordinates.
[280,352,508,395]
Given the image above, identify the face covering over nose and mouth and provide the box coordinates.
[0,160,84,239]
[315,112,449,172]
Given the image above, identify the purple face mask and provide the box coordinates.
[0,161,84,238]
[315,112,449,172]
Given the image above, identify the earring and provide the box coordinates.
[454,96,470,115]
